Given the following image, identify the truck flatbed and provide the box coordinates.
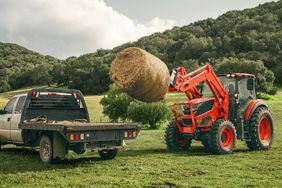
[20,122,140,131]
[0,88,141,163]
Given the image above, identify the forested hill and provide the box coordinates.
[0,42,61,92]
[0,1,281,94]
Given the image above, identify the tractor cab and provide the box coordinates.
[166,65,273,155]
[218,73,256,122]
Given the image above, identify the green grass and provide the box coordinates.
[0,88,281,187]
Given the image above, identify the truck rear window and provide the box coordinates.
[29,91,81,108]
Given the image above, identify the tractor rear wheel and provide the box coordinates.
[210,119,236,155]
[246,107,273,150]
[165,121,192,152]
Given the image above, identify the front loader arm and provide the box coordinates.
[169,64,229,118]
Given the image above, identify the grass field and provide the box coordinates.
[0,87,281,187]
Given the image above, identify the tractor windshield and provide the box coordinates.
[218,76,236,95]
[197,81,214,98]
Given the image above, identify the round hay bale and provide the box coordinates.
[110,47,170,102]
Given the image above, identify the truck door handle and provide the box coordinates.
[7,117,11,122]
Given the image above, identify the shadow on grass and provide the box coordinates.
[0,147,101,174]
[0,146,252,174]
[119,146,251,158]
[119,146,211,158]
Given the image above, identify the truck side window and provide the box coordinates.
[15,96,27,113]
[4,97,17,114]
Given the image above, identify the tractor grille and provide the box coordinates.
[183,118,192,125]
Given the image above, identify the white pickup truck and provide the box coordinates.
[0,88,140,163]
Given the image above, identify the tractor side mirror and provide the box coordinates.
[247,79,254,90]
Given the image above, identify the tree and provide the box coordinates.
[215,58,277,94]
[127,101,171,129]
[100,85,133,122]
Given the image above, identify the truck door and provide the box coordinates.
[0,97,17,141]
[10,96,26,143]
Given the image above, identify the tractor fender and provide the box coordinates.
[244,99,269,122]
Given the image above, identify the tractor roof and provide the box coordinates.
[218,73,255,78]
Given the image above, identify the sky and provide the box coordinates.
[0,0,275,59]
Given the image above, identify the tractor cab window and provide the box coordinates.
[218,76,236,95]
[238,78,255,100]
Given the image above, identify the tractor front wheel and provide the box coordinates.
[246,107,273,150]
[165,121,192,152]
[210,119,237,155]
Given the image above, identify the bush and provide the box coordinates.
[100,85,133,122]
[127,101,171,129]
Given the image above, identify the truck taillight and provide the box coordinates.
[80,133,84,140]
[128,132,133,138]
[75,133,80,140]
[75,92,81,100]
[124,131,136,138]
[31,91,37,98]
[70,134,74,141]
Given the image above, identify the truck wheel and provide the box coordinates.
[73,144,85,154]
[246,107,274,150]
[39,135,54,164]
[99,149,118,160]
[210,119,236,155]
[165,121,192,152]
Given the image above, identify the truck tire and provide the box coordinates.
[246,107,274,151]
[73,143,86,154]
[210,119,236,155]
[165,121,192,152]
[99,149,118,160]
[39,135,54,164]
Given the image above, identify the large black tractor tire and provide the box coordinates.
[210,119,237,155]
[99,149,118,160]
[246,107,274,151]
[39,135,55,164]
[165,121,192,152]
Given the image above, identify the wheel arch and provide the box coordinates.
[244,99,269,122]
[22,130,54,147]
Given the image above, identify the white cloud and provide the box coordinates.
[0,0,176,58]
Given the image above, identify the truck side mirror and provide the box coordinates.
[247,79,254,90]
[0,109,5,114]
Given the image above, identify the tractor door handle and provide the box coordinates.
[7,117,11,122]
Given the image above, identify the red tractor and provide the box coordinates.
[165,64,274,154]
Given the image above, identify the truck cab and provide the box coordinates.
[0,94,27,144]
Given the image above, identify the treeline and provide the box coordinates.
[0,1,281,94]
